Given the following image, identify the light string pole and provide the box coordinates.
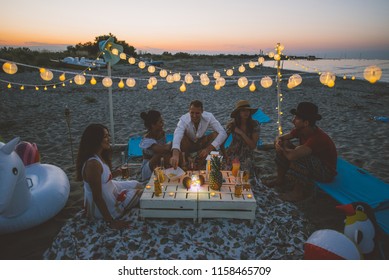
[275,43,284,136]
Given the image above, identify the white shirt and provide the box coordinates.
[172,111,227,151]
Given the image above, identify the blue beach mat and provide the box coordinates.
[316,158,389,234]
[127,109,271,158]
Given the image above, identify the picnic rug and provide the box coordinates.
[43,181,313,260]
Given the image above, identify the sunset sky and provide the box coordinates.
[1,0,388,58]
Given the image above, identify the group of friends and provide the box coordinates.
[75,99,337,229]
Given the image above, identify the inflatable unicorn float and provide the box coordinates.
[0,137,70,234]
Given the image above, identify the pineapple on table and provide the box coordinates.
[209,156,223,190]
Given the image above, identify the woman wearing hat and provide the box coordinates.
[266,102,337,202]
[221,100,260,170]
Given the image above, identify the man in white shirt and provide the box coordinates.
[170,100,227,169]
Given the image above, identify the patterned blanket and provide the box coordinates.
[44,182,312,259]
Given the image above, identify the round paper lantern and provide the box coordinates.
[258,57,265,64]
[185,73,194,84]
[59,73,66,81]
[249,81,256,92]
[90,76,97,85]
[159,69,168,78]
[128,57,136,64]
[214,83,221,90]
[126,78,136,87]
[304,229,361,260]
[213,71,221,79]
[200,73,208,80]
[146,83,153,90]
[40,69,53,81]
[216,77,226,87]
[111,48,119,55]
[118,79,125,88]
[173,73,181,82]
[138,61,146,69]
[2,62,18,74]
[180,83,186,92]
[288,74,302,88]
[249,61,256,68]
[237,77,248,88]
[119,53,126,60]
[320,72,336,85]
[102,77,113,87]
[364,65,382,83]
[238,65,245,73]
[260,76,273,88]
[226,69,233,76]
[200,77,210,86]
[148,65,156,73]
[166,75,174,83]
[74,74,86,85]
[268,52,274,58]
[148,76,158,86]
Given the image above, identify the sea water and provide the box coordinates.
[263,59,389,83]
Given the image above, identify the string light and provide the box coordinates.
[90,76,97,85]
[118,79,125,88]
[184,73,194,84]
[126,78,136,87]
[179,82,186,92]
[102,77,113,87]
[2,61,18,74]
[249,81,256,92]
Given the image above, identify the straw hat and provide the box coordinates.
[230,100,258,118]
[290,102,322,121]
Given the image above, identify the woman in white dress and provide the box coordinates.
[76,124,143,229]
[139,110,172,181]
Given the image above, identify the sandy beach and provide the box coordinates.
[1,58,388,259]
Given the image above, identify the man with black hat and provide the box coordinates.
[265,102,337,202]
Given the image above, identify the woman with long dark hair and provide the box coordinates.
[76,124,143,229]
[222,100,260,169]
[139,110,172,181]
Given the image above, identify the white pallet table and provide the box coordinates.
[139,170,257,223]
[140,177,197,222]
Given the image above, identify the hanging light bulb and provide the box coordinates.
[59,72,66,81]
[102,77,113,87]
[20,85,24,90]
[118,79,125,88]
[268,52,275,58]
[44,86,48,91]
[90,76,97,85]
[185,73,194,84]
[138,61,146,69]
[180,82,186,92]
[53,85,56,89]
[147,83,153,90]
[274,54,281,61]
[226,69,233,76]
[214,83,221,91]
[74,74,86,85]
[119,53,126,60]
[238,65,245,73]
[111,48,119,55]
[35,86,39,90]
[7,83,11,88]
[249,81,256,92]
[128,57,136,64]
[260,76,273,88]
[238,77,248,88]
[343,75,347,80]
[327,80,335,87]
[3,62,18,74]
[249,61,256,68]
[288,74,302,88]
[213,71,221,79]
[364,65,382,83]
[126,78,136,87]
[159,69,168,78]
[258,57,265,64]
[148,65,156,73]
